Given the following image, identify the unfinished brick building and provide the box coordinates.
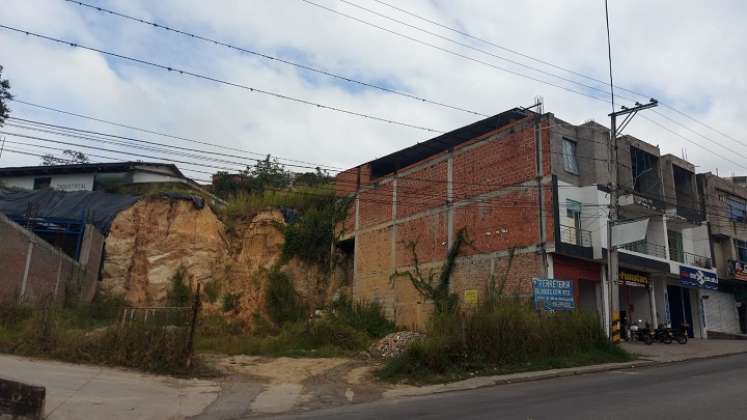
[335,107,590,328]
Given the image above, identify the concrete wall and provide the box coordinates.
[0,174,94,191]
[0,213,104,305]
[340,115,553,327]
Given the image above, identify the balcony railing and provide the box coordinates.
[620,240,668,259]
[669,248,713,269]
[621,241,713,269]
[559,225,592,247]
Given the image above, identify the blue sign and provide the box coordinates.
[679,266,718,290]
[533,278,575,311]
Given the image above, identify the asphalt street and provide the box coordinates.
[267,353,747,420]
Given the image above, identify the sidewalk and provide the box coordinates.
[0,355,220,420]
[621,338,747,362]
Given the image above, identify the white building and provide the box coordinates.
[0,161,198,192]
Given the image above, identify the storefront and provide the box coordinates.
[552,255,602,316]
[658,266,718,338]
[618,269,653,334]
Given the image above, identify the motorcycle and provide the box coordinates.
[671,323,689,344]
[654,325,673,344]
[627,320,654,345]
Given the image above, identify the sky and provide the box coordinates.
[1,0,746,182]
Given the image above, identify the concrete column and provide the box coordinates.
[447,155,454,248]
[19,242,34,304]
[391,179,397,272]
[601,265,611,337]
[662,214,671,260]
[648,279,658,327]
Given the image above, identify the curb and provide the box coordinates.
[383,350,747,399]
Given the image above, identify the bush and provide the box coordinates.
[166,267,192,307]
[378,298,629,383]
[0,307,192,374]
[265,269,307,325]
[282,197,350,272]
[222,293,241,313]
[330,297,396,339]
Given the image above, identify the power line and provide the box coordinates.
[63,0,488,119]
[335,0,615,98]
[0,24,444,135]
[299,0,614,105]
[9,98,343,170]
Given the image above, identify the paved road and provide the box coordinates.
[269,353,747,420]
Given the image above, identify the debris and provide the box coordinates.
[368,331,425,359]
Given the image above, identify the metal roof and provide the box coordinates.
[368,108,530,178]
[0,161,186,179]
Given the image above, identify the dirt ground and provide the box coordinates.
[194,354,389,418]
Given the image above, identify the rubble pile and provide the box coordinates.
[368,331,425,359]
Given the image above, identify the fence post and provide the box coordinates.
[185,283,201,369]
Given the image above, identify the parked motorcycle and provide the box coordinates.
[671,323,689,344]
[627,320,654,345]
[654,325,673,344]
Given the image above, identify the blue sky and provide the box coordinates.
[1,0,747,180]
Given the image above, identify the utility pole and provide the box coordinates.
[606,100,658,343]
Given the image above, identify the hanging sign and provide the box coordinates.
[679,266,718,290]
[533,278,575,311]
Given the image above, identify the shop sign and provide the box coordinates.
[679,266,718,290]
[533,278,575,311]
[732,261,747,282]
[619,270,648,287]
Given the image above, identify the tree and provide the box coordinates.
[0,65,12,126]
[248,154,291,191]
[41,149,90,166]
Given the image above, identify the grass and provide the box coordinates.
[195,296,396,358]
[376,297,633,384]
[0,301,197,375]
[220,185,334,220]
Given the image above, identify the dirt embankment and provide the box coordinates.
[100,196,349,325]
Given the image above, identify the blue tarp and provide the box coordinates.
[0,188,139,234]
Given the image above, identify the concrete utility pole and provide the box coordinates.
[607,100,658,343]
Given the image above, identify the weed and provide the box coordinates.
[329,297,396,339]
[377,298,630,384]
[222,293,241,313]
[265,268,308,325]
[203,280,221,304]
[166,266,192,307]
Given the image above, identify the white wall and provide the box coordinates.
[0,174,94,191]
[556,181,610,259]
[0,176,34,190]
[132,172,187,184]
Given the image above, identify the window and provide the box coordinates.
[564,199,583,245]
[668,230,684,262]
[33,177,51,190]
[562,138,579,175]
[736,240,747,263]
[727,197,747,222]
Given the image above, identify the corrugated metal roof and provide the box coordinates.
[0,161,185,179]
[368,108,530,178]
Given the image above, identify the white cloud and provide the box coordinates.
[0,0,746,178]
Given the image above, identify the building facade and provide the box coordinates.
[0,162,195,192]
[697,173,747,335]
[337,106,732,337]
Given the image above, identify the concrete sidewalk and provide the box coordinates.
[621,338,747,362]
[0,355,220,420]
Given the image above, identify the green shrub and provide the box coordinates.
[222,293,241,313]
[330,297,396,339]
[378,298,629,383]
[265,268,307,325]
[0,304,33,330]
[282,197,350,272]
[166,267,192,307]
[203,280,221,304]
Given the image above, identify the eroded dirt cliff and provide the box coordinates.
[101,196,348,327]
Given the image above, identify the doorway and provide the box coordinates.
[667,285,694,337]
